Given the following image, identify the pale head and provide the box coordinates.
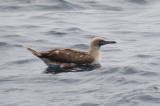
[89,37,116,48]
[89,37,116,64]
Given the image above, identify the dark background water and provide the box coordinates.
[0,0,160,106]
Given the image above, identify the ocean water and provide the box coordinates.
[0,0,160,106]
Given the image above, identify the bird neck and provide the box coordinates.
[88,46,101,64]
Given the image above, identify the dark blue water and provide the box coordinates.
[0,0,160,106]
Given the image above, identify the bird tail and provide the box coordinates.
[24,46,41,57]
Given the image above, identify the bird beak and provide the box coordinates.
[99,40,116,46]
[105,40,116,44]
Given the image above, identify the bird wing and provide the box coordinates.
[40,49,94,64]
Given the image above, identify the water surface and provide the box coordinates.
[0,0,160,106]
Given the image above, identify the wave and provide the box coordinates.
[134,54,154,58]
[71,44,88,50]
[0,42,8,46]
[1,34,22,38]
[0,41,22,48]
[0,0,84,12]
[1,0,158,12]
[126,0,148,4]
[45,31,67,36]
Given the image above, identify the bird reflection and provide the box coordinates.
[44,64,101,74]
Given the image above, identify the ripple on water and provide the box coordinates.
[140,71,158,77]
[0,76,18,82]
[1,34,22,38]
[6,59,37,66]
[89,4,122,11]
[66,27,83,32]
[4,88,25,93]
[28,1,84,11]
[0,42,23,48]
[134,54,154,58]
[78,103,99,106]
[71,44,88,50]
[138,94,160,102]
[127,0,148,5]
[0,42,8,46]
[0,0,84,12]
[99,67,120,75]
[45,30,67,36]
[0,5,22,12]
[120,66,140,75]
[104,87,160,106]
[59,78,81,84]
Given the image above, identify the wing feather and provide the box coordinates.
[40,49,94,64]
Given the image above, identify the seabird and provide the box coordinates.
[24,37,116,68]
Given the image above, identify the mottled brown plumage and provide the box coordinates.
[40,49,94,64]
[24,37,116,68]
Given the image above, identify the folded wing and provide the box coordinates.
[40,49,94,64]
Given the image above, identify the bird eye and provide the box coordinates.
[99,40,103,43]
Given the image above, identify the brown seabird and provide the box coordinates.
[24,37,116,68]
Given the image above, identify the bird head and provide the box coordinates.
[90,37,116,48]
